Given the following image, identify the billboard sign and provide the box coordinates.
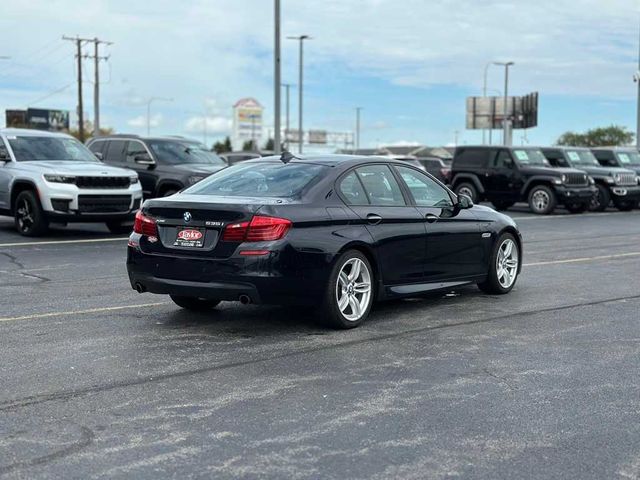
[26,108,70,130]
[466,92,538,130]
[308,130,327,144]
[232,98,263,149]
[5,110,27,127]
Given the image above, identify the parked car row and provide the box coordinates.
[447,146,640,214]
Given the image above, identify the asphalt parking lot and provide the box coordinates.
[1,204,640,479]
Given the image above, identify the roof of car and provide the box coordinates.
[0,128,72,138]
[591,146,639,151]
[244,154,415,167]
[89,134,201,143]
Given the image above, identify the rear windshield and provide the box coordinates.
[7,135,99,162]
[185,162,328,197]
[616,151,640,166]
[147,140,226,166]
[512,149,548,166]
[566,150,599,166]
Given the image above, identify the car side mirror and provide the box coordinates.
[134,153,155,166]
[0,149,10,162]
[458,194,473,209]
[93,151,103,161]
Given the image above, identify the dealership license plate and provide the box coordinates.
[173,227,205,248]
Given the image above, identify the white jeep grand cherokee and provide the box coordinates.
[0,128,143,236]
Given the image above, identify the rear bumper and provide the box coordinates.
[553,185,596,204]
[126,238,332,305]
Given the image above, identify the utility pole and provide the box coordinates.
[636,17,640,149]
[287,35,311,154]
[63,36,111,141]
[84,38,112,137]
[355,107,362,153]
[63,36,85,141]
[274,0,281,154]
[494,61,514,146]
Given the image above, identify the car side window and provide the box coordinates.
[396,166,453,208]
[126,140,148,163]
[104,140,126,163]
[0,138,10,160]
[355,165,406,206]
[339,171,369,205]
[88,140,105,155]
[494,150,515,168]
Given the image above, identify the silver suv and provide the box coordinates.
[0,128,143,236]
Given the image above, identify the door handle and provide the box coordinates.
[366,213,383,225]
[425,213,439,224]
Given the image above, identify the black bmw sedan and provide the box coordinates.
[127,155,522,328]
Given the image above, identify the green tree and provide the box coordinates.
[242,140,257,152]
[213,136,233,153]
[263,138,274,151]
[224,136,232,152]
[556,125,634,147]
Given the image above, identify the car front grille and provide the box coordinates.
[78,195,132,213]
[76,176,130,189]
[565,173,588,186]
[615,173,637,186]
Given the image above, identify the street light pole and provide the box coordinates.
[482,62,493,145]
[355,107,362,153]
[287,35,311,154]
[636,18,640,149]
[146,97,173,136]
[274,0,281,155]
[281,83,292,150]
[494,61,514,146]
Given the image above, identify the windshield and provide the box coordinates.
[147,140,226,165]
[185,162,328,198]
[615,151,640,166]
[512,149,548,166]
[7,135,100,162]
[566,150,599,167]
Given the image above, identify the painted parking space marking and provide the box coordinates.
[0,302,168,323]
[0,237,128,248]
[524,251,640,267]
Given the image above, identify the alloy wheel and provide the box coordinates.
[531,190,550,212]
[336,257,372,322]
[16,198,34,233]
[496,238,519,289]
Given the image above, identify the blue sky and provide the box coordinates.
[0,0,638,149]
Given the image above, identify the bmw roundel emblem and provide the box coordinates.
[183,211,192,223]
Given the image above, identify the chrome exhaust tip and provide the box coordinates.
[238,294,251,305]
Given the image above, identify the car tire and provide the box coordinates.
[589,184,610,212]
[566,202,588,214]
[527,185,556,214]
[319,250,374,329]
[454,182,479,203]
[170,295,220,311]
[14,190,49,237]
[613,199,639,211]
[478,232,520,295]
[491,200,515,211]
[106,221,134,234]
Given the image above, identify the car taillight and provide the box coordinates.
[222,215,291,242]
[133,210,158,237]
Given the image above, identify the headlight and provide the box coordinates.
[188,175,206,185]
[130,175,139,184]
[44,174,76,184]
[588,176,595,185]
[605,176,615,184]
[552,177,563,185]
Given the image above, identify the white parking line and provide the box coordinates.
[0,237,128,248]
[0,302,168,323]
[511,211,640,221]
[524,251,640,267]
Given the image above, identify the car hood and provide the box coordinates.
[572,165,635,177]
[170,164,226,175]
[17,161,134,176]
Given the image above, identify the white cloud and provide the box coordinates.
[127,114,162,128]
[184,116,232,135]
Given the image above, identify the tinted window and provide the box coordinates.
[454,148,494,168]
[494,150,515,168]
[185,162,327,198]
[566,150,599,167]
[339,171,369,205]
[396,166,453,208]
[616,151,640,166]
[126,140,148,163]
[7,135,99,162]
[512,149,548,166]
[88,140,106,155]
[147,140,226,166]
[355,165,406,206]
[104,140,126,163]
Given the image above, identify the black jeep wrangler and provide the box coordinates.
[542,147,640,211]
[451,146,595,214]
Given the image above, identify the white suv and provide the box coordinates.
[0,128,143,236]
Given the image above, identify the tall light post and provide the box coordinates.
[146,97,173,136]
[287,35,311,154]
[355,107,362,153]
[482,62,494,145]
[636,18,640,149]
[494,61,514,146]
[273,0,281,154]
[281,83,293,150]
